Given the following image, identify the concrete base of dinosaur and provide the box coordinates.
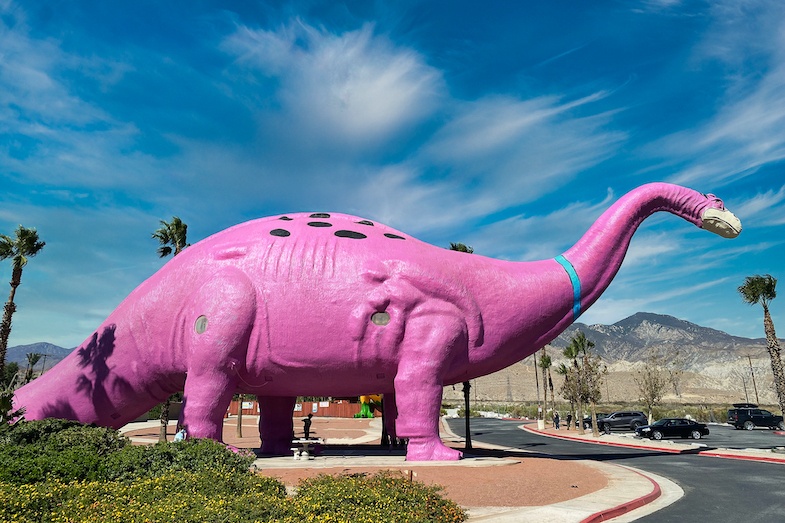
[13,183,741,460]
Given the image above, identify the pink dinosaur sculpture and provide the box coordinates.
[13,183,741,460]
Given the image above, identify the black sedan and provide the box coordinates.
[635,418,710,440]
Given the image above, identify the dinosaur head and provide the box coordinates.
[700,194,742,238]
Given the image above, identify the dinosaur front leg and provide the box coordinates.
[258,395,296,455]
[181,373,237,440]
[178,268,256,441]
[394,314,466,461]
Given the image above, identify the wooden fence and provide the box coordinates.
[226,400,363,418]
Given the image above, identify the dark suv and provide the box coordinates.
[597,411,648,433]
[727,403,785,430]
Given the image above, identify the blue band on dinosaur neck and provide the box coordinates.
[555,255,581,320]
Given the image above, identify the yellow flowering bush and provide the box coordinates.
[0,470,466,522]
[0,420,466,522]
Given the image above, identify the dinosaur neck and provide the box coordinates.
[562,182,708,316]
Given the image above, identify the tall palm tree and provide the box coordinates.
[538,348,552,423]
[738,274,785,415]
[556,362,575,429]
[450,242,473,449]
[153,217,189,441]
[0,226,45,380]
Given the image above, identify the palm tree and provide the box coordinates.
[152,216,189,257]
[538,348,552,424]
[153,217,189,441]
[581,349,606,437]
[564,331,594,435]
[23,352,42,384]
[738,275,785,415]
[450,242,473,449]
[0,226,45,380]
[556,362,575,429]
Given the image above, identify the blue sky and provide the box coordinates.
[2,0,784,348]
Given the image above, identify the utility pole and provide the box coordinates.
[748,355,760,405]
[462,381,472,450]
[533,357,541,419]
[742,376,749,403]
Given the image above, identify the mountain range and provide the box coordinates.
[5,342,74,371]
[8,312,780,405]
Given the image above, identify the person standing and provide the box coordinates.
[566,413,572,431]
[303,413,313,439]
[553,411,561,430]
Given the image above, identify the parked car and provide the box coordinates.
[597,411,648,433]
[727,403,785,430]
[578,413,608,429]
[635,418,710,440]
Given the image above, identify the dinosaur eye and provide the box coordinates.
[371,312,390,326]
[194,316,208,334]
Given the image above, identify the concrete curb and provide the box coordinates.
[442,417,670,522]
[580,467,660,523]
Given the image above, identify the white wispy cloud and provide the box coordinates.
[421,94,625,205]
[661,1,785,187]
[223,22,444,153]
[731,185,785,227]
[460,190,617,261]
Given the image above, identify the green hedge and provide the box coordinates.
[100,439,256,482]
[0,471,288,523]
[0,471,466,523]
[0,420,467,522]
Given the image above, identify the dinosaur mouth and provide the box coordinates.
[701,207,742,238]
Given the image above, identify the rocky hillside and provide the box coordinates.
[443,312,780,407]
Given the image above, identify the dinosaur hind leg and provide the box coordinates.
[394,312,466,461]
[258,396,296,455]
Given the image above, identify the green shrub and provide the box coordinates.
[289,471,466,523]
[48,424,130,455]
[101,438,256,481]
[2,418,83,444]
[0,471,466,523]
[0,472,288,523]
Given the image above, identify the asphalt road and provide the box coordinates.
[695,423,785,449]
[446,418,785,521]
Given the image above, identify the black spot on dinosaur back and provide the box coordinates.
[270,229,291,237]
[335,230,367,239]
[384,233,405,240]
[308,222,332,227]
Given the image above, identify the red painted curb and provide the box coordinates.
[697,450,785,464]
[581,469,661,523]
[523,425,683,454]
[524,425,785,464]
